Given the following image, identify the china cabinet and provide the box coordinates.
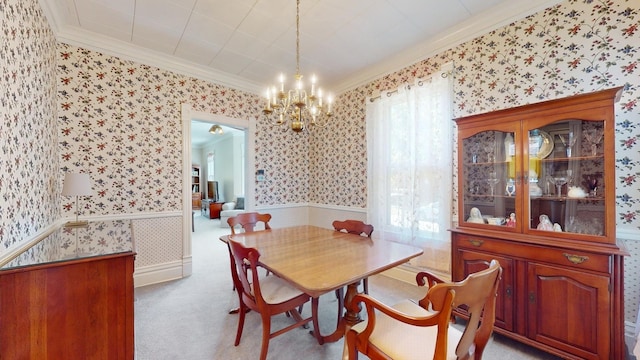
[451,87,627,359]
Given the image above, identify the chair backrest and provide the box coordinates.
[332,219,373,237]
[227,239,263,309]
[228,212,272,235]
[423,260,502,359]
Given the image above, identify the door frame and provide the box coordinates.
[180,103,255,276]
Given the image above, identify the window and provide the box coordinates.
[366,63,453,270]
[207,152,214,181]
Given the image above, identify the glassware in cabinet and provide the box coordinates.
[461,130,517,228]
[526,119,606,236]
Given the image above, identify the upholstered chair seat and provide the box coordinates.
[252,275,305,304]
[350,299,464,359]
[347,260,502,360]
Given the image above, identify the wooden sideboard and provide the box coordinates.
[0,221,136,359]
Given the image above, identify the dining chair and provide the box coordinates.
[332,220,374,319]
[347,259,502,360]
[228,212,272,234]
[227,212,273,285]
[227,239,322,360]
[332,220,373,292]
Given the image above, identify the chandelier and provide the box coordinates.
[262,0,332,132]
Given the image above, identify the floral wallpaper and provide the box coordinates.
[3,0,640,324]
[55,45,316,217]
[0,0,59,251]
[58,49,238,215]
[311,0,640,237]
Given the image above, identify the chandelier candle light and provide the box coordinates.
[263,0,332,132]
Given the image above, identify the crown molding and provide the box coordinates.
[40,0,562,97]
[53,26,263,95]
[332,0,564,94]
[37,0,65,34]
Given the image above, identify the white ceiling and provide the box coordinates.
[191,121,244,147]
[40,0,562,94]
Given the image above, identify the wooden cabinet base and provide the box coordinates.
[0,253,135,359]
[452,231,625,360]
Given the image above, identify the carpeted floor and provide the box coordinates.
[134,213,563,359]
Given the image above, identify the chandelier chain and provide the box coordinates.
[262,0,333,132]
[296,0,300,76]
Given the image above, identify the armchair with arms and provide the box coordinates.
[347,259,502,360]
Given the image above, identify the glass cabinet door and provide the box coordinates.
[526,119,606,236]
[461,130,518,229]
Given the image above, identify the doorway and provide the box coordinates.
[180,103,255,276]
[190,120,245,207]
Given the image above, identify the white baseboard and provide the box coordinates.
[380,265,420,285]
[182,255,192,278]
[134,260,185,288]
[381,263,451,285]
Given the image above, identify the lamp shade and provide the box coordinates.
[61,173,92,196]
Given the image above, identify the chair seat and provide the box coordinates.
[351,299,464,360]
[255,275,306,305]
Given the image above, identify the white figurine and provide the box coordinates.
[536,214,553,231]
[467,207,485,224]
[567,186,587,198]
[553,223,563,232]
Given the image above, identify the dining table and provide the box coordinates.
[220,225,423,345]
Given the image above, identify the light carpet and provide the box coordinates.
[134,213,563,359]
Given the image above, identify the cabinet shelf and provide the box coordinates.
[539,154,604,162]
[531,195,605,202]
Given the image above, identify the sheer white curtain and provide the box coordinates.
[366,63,453,271]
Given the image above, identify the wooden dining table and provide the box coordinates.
[220,225,423,344]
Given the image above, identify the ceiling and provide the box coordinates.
[40,0,561,94]
[191,121,244,147]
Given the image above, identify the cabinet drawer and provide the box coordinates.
[454,234,610,273]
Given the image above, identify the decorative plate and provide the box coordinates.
[535,130,554,159]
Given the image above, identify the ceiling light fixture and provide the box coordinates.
[262,0,332,133]
[208,125,224,135]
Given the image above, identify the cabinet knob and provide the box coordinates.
[468,239,484,247]
[505,285,512,298]
[563,253,589,264]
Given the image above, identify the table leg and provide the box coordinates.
[343,282,362,325]
[317,282,363,344]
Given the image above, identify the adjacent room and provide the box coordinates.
[2,0,639,359]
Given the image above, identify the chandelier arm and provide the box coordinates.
[308,118,331,128]
[262,0,333,133]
